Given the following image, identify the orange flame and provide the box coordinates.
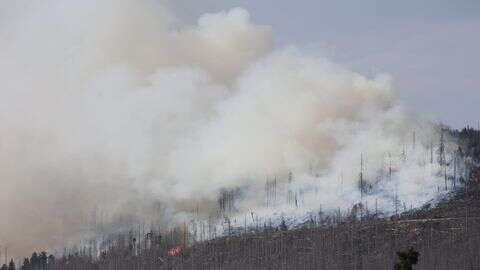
[167,245,182,257]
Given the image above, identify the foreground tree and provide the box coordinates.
[394,247,419,270]
[20,258,30,270]
[7,260,15,270]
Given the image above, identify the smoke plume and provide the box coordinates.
[0,0,455,258]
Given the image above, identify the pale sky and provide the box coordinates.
[173,0,480,128]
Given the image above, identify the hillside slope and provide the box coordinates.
[13,128,480,270]
[26,168,478,270]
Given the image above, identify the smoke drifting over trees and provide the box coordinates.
[0,0,462,258]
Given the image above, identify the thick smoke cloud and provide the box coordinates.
[0,0,451,258]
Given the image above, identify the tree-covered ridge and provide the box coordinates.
[3,126,480,269]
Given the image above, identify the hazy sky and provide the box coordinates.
[173,0,480,128]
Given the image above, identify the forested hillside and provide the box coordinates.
[3,127,479,270]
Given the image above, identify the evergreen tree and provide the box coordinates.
[39,252,47,270]
[20,258,29,270]
[47,255,55,269]
[279,219,288,231]
[29,252,39,270]
[7,260,15,270]
[394,247,419,270]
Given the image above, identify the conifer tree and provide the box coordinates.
[394,247,419,270]
[7,260,15,270]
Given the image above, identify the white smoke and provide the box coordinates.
[0,0,455,258]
